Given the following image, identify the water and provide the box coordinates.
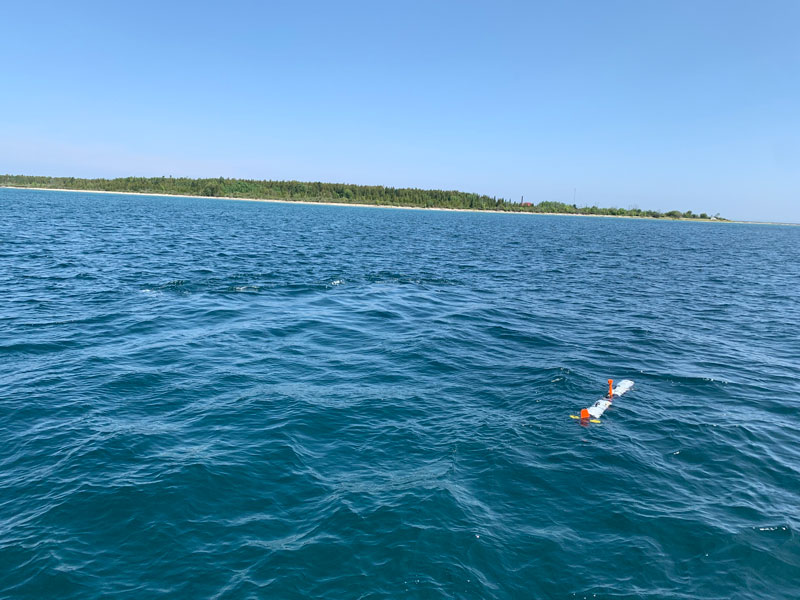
[1,188,798,599]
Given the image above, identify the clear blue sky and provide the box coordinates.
[1,0,798,222]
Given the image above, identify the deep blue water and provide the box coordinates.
[1,187,799,599]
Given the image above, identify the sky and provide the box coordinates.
[1,0,798,222]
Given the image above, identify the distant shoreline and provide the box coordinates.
[0,185,792,225]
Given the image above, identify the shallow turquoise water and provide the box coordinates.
[1,188,798,599]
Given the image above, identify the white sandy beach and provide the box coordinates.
[3,186,785,224]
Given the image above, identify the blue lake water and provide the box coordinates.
[1,187,799,599]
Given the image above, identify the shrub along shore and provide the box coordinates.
[1,175,722,220]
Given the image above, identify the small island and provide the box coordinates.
[1,175,723,220]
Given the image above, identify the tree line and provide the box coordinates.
[0,175,721,220]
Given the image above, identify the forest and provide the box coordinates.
[1,175,720,220]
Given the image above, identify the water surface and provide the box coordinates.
[1,188,798,598]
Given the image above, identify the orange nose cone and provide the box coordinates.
[580,408,590,419]
[608,379,614,397]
